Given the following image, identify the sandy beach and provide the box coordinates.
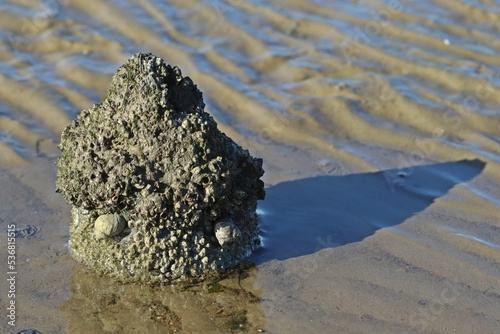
[0,0,499,333]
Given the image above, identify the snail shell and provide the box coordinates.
[94,214,126,239]
[214,218,241,247]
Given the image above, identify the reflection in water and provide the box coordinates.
[254,159,486,262]
[62,266,264,334]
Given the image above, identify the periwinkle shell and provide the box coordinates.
[214,218,241,247]
[94,214,126,239]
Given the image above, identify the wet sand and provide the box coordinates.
[0,0,500,333]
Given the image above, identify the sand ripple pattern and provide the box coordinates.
[0,0,499,168]
[0,1,499,332]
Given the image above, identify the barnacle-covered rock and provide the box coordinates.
[56,53,265,283]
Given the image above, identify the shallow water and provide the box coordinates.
[0,0,499,333]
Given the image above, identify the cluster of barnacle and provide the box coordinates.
[56,53,265,282]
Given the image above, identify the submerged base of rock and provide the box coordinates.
[57,53,265,283]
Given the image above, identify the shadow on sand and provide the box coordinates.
[252,159,485,263]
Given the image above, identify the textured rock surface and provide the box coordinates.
[56,53,265,282]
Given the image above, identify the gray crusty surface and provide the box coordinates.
[56,53,265,283]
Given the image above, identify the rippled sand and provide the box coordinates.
[0,0,499,333]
